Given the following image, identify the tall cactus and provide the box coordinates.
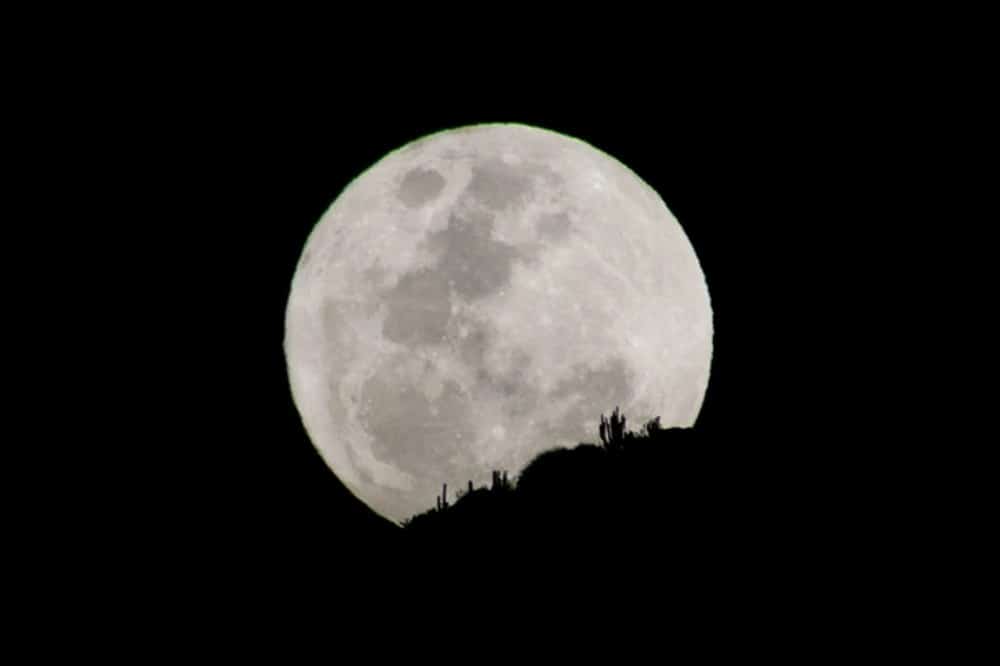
[599,406,627,450]
[435,483,449,511]
[491,470,512,492]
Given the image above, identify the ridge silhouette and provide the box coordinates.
[334,403,857,608]
[394,406,798,603]
[401,407,720,552]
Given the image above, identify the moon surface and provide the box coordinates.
[285,124,712,523]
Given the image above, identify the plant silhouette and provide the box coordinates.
[344,405,846,606]
[401,407,713,552]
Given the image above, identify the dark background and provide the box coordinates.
[159,87,868,561]
[172,97,825,518]
[13,13,977,648]
[70,40,924,605]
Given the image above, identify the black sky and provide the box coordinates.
[8,10,973,648]
[84,46,916,603]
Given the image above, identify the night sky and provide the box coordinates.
[100,55,898,598]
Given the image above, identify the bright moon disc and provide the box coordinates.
[285,124,712,522]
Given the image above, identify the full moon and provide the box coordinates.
[285,124,712,523]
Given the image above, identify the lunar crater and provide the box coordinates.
[423,211,525,302]
[467,161,532,210]
[359,361,477,480]
[536,211,575,242]
[397,167,447,207]
[379,267,452,347]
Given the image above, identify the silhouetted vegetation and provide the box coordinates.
[394,401,875,613]
[401,407,715,552]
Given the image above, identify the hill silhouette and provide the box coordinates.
[394,407,822,605]
[401,409,728,552]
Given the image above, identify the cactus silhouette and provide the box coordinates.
[400,407,720,549]
[490,470,512,492]
[435,483,449,511]
[599,406,627,451]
